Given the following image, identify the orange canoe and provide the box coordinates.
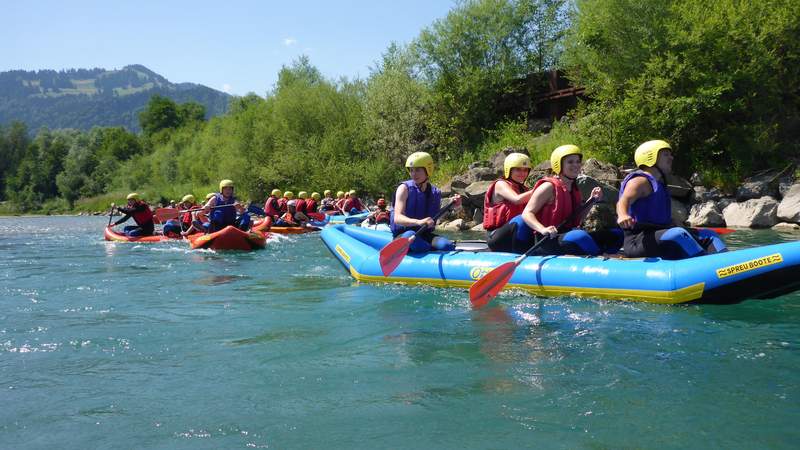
[187,226,267,251]
[252,218,319,235]
[104,226,180,243]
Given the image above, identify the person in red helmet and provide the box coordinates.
[367,198,391,225]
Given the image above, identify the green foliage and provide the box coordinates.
[563,0,800,179]
[0,121,30,200]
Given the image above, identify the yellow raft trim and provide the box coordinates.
[349,265,705,305]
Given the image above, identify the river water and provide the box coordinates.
[2,216,799,449]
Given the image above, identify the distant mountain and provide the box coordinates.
[0,64,232,132]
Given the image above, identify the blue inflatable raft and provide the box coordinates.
[327,211,369,225]
[321,224,800,304]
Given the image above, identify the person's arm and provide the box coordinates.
[577,187,603,223]
[392,184,435,229]
[202,197,217,213]
[616,177,653,229]
[113,208,133,226]
[493,180,534,205]
[521,182,558,237]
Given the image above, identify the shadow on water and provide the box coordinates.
[227,328,328,346]
[195,274,250,286]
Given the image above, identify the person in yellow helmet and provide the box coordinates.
[202,179,250,232]
[319,190,336,213]
[617,140,725,258]
[334,191,347,214]
[483,153,535,250]
[343,189,366,215]
[177,194,199,232]
[391,152,462,253]
[306,192,322,217]
[263,189,282,221]
[112,193,155,236]
[296,191,309,216]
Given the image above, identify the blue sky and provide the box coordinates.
[2,0,456,96]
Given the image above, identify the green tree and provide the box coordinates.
[138,95,182,135]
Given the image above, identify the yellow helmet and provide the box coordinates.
[205,192,216,200]
[126,192,139,201]
[405,152,434,177]
[271,188,282,197]
[284,191,294,199]
[324,189,332,196]
[298,191,308,199]
[349,189,357,196]
[181,194,195,203]
[311,192,321,201]
[503,153,532,179]
[219,179,234,191]
[550,145,582,175]
[635,140,672,168]
[336,191,345,199]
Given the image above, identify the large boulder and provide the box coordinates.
[687,202,725,227]
[463,180,494,209]
[692,186,723,204]
[450,167,497,190]
[583,202,617,231]
[439,218,464,231]
[773,222,800,230]
[778,176,795,198]
[665,173,693,200]
[722,197,779,228]
[671,198,689,225]
[470,222,486,232]
[777,183,800,223]
[581,158,621,188]
[528,160,551,184]
[576,175,619,204]
[736,171,781,200]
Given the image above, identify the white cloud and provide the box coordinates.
[221,84,232,93]
[283,37,297,46]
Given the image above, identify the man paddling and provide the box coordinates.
[390,152,461,253]
[203,179,251,233]
[112,193,155,237]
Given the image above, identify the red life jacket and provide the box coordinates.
[296,199,307,214]
[180,203,197,224]
[277,198,288,213]
[344,198,364,212]
[264,196,280,217]
[373,210,390,224]
[280,212,299,226]
[335,198,346,211]
[532,177,583,230]
[305,199,318,213]
[483,179,528,231]
[131,201,154,226]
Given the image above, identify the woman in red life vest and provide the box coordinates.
[264,189,282,220]
[484,153,535,252]
[176,194,198,232]
[296,191,309,215]
[112,193,155,236]
[343,190,365,215]
[509,145,620,255]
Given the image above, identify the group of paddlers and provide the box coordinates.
[111,139,726,259]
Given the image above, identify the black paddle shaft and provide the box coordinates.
[413,199,456,237]
[524,197,597,258]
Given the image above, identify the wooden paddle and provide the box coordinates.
[379,200,456,277]
[469,197,598,309]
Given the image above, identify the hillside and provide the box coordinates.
[0,64,231,132]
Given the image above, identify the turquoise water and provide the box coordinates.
[2,217,800,449]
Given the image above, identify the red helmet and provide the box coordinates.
[377,198,387,207]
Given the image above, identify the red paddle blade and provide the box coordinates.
[155,208,179,223]
[379,237,411,277]
[702,227,735,235]
[469,261,517,309]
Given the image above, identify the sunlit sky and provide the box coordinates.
[2,0,456,96]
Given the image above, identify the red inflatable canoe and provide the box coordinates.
[187,226,267,250]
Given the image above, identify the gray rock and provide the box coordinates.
[440,181,453,198]
[528,160,551,184]
[773,222,800,230]
[440,218,464,231]
[463,180,494,209]
[468,160,491,170]
[777,183,800,223]
[671,198,689,226]
[582,202,617,232]
[687,202,725,227]
[778,176,795,198]
[722,196,779,228]
[736,171,782,200]
[716,197,734,211]
[692,186,723,204]
[470,223,486,232]
[472,207,483,224]
[581,158,621,188]
[665,173,693,200]
[451,167,497,189]
[575,175,619,205]
[689,172,705,186]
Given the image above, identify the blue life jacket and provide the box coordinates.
[213,193,237,226]
[620,170,671,226]
[390,180,442,235]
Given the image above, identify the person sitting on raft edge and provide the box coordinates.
[111,193,155,237]
[500,145,621,255]
[343,189,366,215]
[484,152,535,252]
[617,140,726,259]
[390,151,462,253]
[202,179,251,233]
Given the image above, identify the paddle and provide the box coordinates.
[379,200,456,277]
[469,197,598,309]
[345,215,364,225]
[155,203,242,223]
[107,203,116,227]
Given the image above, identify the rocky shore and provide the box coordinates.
[436,147,800,232]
